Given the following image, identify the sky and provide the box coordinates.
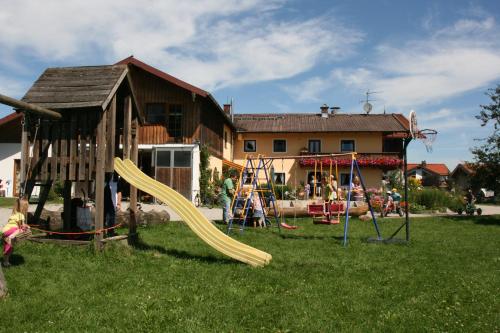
[0,0,499,169]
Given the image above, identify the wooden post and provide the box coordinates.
[128,118,139,243]
[123,96,132,160]
[105,96,116,173]
[0,265,7,298]
[20,114,29,196]
[95,109,107,249]
[34,181,53,223]
[63,180,72,230]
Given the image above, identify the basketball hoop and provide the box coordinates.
[418,129,438,153]
[408,110,437,152]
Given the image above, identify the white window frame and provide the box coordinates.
[243,139,257,152]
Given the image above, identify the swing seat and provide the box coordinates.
[307,204,325,216]
[280,222,298,230]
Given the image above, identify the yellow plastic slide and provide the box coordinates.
[114,158,272,267]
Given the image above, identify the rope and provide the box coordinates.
[28,222,124,235]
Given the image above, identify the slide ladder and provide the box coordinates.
[114,158,272,267]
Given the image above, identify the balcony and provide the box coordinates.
[298,152,403,170]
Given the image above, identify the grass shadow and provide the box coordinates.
[439,215,500,226]
[131,238,236,265]
[8,253,25,266]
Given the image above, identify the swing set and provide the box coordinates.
[227,153,385,245]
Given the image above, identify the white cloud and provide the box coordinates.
[0,0,363,91]
[329,16,500,110]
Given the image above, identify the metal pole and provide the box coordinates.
[343,155,355,246]
[354,159,382,240]
[404,138,411,241]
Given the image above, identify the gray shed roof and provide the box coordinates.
[22,65,129,110]
[234,113,410,133]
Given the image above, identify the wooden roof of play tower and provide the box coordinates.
[21,64,140,115]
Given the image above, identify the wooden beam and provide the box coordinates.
[20,116,29,196]
[95,109,107,249]
[0,265,7,298]
[105,95,116,173]
[128,118,139,242]
[63,180,72,230]
[123,95,132,160]
[0,93,62,119]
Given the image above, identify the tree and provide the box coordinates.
[471,85,500,195]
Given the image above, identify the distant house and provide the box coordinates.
[407,161,449,187]
[450,163,474,191]
[233,105,410,190]
[0,112,22,197]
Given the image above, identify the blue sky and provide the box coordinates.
[1,0,499,169]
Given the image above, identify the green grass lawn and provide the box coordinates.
[0,197,16,207]
[1,215,499,332]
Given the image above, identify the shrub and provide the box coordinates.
[409,188,451,210]
[409,202,426,214]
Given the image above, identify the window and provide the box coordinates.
[273,139,287,153]
[146,103,166,124]
[174,151,191,167]
[224,131,228,149]
[340,173,351,187]
[168,104,182,138]
[341,140,355,152]
[308,140,321,153]
[244,140,256,152]
[273,173,285,185]
[156,151,171,167]
[383,138,402,153]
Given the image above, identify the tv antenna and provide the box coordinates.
[359,89,381,114]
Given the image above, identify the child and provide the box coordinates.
[252,192,265,228]
[2,197,29,267]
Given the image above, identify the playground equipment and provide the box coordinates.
[114,158,271,267]
[0,64,142,248]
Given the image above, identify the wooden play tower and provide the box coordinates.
[0,64,143,247]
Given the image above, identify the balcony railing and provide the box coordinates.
[298,152,403,169]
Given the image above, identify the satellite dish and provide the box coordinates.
[363,102,372,114]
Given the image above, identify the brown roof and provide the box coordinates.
[234,113,410,133]
[407,163,450,176]
[21,65,129,110]
[450,163,474,177]
[0,112,22,143]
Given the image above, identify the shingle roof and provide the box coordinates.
[21,65,129,110]
[234,113,410,133]
[407,163,450,176]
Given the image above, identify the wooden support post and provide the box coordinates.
[20,115,29,196]
[63,180,72,230]
[123,96,132,160]
[105,96,116,173]
[0,265,7,298]
[95,109,107,249]
[128,118,139,243]
[34,181,53,223]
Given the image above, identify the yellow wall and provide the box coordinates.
[233,132,384,189]
[222,124,233,161]
[209,156,223,181]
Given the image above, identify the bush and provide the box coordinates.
[409,202,426,214]
[447,194,465,213]
[409,188,451,210]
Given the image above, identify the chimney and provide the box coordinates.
[223,104,231,116]
[330,106,341,115]
[320,104,329,118]
[421,160,427,167]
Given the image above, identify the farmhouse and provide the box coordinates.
[233,105,410,190]
[407,161,449,187]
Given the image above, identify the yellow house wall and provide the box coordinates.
[233,132,384,189]
[222,124,233,161]
[209,156,223,181]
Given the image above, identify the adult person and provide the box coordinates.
[104,172,123,237]
[221,172,237,224]
[2,197,29,267]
